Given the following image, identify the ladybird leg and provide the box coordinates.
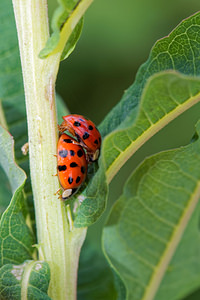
[54,188,61,196]
[52,173,58,176]
[85,152,91,164]
[58,122,71,133]
[57,124,65,132]
[58,194,63,200]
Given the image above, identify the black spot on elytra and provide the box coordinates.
[81,166,85,174]
[94,139,98,145]
[76,176,81,184]
[58,165,67,171]
[70,150,75,156]
[74,121,81,127]
[59,150,68,158]
[77,149,83,157]
[70,162,78,168]
[99,137,101,142]
[68,177,73,184]
[88,125,93,130]
[83,132,89,140]
[63,139,72,143]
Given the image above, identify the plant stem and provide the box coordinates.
[12,1,87,299]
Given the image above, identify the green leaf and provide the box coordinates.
[0,127,26,194]
[39,0,91,60]
[102,120,200,300]
[0,167,12,216]
[0,0,30,209]
[0,126,34,267]
[75,70,200,226]
[61,18,83,61]
[74,11,200,227]
[0,260,51,299]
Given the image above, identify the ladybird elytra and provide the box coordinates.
[58,114,101,162]
[57,133,88,199]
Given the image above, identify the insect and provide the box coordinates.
[58,114,101,162]
[57,133,88,200]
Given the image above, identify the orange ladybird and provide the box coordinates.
[58,114,101,162]
[57,133,87,200]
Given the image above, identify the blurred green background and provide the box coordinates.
[49,0,200,259]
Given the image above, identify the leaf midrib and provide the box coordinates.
[106,90,200,184]
[21,260,35,300]
[51,0,93,56]
[142,177,200,300]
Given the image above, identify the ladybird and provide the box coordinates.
[58,114,101,162]
[57,133,88,200]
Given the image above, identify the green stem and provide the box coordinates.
[12,1,87,299]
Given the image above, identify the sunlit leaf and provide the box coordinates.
[75,70,200,226]
[0,127,34,267]
[39,0,90,60]
[103,121,200,300]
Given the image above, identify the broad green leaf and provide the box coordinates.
[0,126,34,267]
[103,120,200,300]
[74,70,200,226]
[0,260,51,299]
[74,12,200,227]
[39,0,91,59]
[0,0,31,214]
[0,127,26,194]
[155,205,200,300]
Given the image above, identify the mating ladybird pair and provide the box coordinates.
[57,114,101,200]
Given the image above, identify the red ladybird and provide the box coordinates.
[58,114,101,162]
[57,133,88,200]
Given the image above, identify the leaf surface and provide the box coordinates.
[0,260,51,299]
[0,127,34,267]
[74,12,200,227]
[75,70,200,226]
[39,0,91,59]
[102,121,200,300]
